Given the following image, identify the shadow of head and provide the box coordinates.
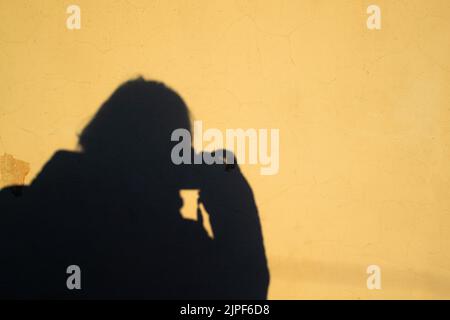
[79,77,191,168]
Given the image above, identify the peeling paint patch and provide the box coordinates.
[0,153,30,188]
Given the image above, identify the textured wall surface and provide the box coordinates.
[1,0,450,299]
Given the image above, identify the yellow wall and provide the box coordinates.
[1,0,450,299]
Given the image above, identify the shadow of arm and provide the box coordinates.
[200,160,269,299]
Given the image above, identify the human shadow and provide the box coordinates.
[0,78,269,299]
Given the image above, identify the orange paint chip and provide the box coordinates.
[0,153,30,188]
